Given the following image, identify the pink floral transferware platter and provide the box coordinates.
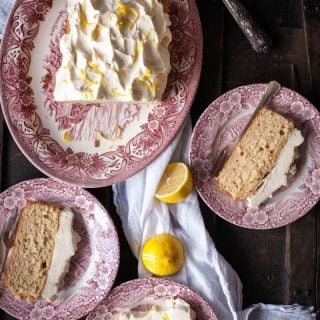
[86,278,218,320]
[189,84,320,229]
[0,0,202,188]
[0,178,120,320]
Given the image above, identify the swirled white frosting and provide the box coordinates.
[54,0,172,102]
[41,208,81,301]
[116,298,196,319]
[247,128,304,208]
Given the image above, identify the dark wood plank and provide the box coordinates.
[192,0,225,117]
[240,0,304,29]
[222,25,312,95]
[284,56,316,308]
[213,0,318,309]
[286,212,317,306]
[1,125,45,192]
[302,1,320,317]
[216,221,288,306]
[303,0,320,104]
[192,0,225,241]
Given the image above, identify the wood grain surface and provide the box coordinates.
[0,0,319,319]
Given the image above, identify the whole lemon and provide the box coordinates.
[141,234,185,276]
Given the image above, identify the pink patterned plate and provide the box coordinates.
[0,0,202,188]
[86,278,218,319]
[189,84,320,229]
[0,178,119,320]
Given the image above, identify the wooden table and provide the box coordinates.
[0,0,319,319]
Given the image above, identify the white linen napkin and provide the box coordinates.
[113,118,315,320]
[0,0,14,39]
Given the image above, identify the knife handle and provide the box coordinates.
[222,0,272,53]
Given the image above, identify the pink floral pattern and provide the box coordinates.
[304,163,320,195]
[189,84,320,229]
[86,278,218,320]
[243,208,270,226]
[0,0,202,188]
[3,196,18,210]
[290,101,316,121]
[0,179,119,320]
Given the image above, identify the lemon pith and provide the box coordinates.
[141,234,185,276]
[155,162,193,203]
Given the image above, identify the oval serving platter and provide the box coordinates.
[0,0,202,187]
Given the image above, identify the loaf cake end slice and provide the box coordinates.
[4,202,61,300]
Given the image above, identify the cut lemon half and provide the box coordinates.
[155,162,193,203]
[141,234,185,276]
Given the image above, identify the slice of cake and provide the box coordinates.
[216,107,304,206]
[4,202,80,301]
[54,0,172,103]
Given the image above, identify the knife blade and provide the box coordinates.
[0,209,20,280]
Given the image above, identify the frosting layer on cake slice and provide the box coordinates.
[54,0,172,103]
[4,202,80,301]
[116,298,196,320]
[42,207,81,301]
[247,128,304,208]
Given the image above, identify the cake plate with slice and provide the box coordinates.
[189,83,320,229]
[0,178,119,320]
[86,278,218,320]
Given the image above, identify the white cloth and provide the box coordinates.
[0,0,14,39]
[113,118,315,320]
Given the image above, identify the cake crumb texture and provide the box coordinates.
[216,107,294,200]
[5,202,61,300]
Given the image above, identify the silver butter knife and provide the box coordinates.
[0,209,20,279]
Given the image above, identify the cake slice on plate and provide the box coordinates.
[216,107,304,207]
[4,202,80,301]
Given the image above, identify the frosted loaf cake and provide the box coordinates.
[54,0,172,103]
[4,202,80,301]
[216,107,304,207]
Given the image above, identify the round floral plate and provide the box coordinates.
[0,178,119,320]
[0,0,202,188]
[189,84,320,229]
[86,278,218,320]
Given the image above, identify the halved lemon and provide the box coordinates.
[155,162,193,203]
[141,234,185,276]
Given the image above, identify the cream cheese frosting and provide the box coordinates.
[247,128,304,208]
[116,298,196,320]
[54,0,172,103]
[41,208,81,301]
